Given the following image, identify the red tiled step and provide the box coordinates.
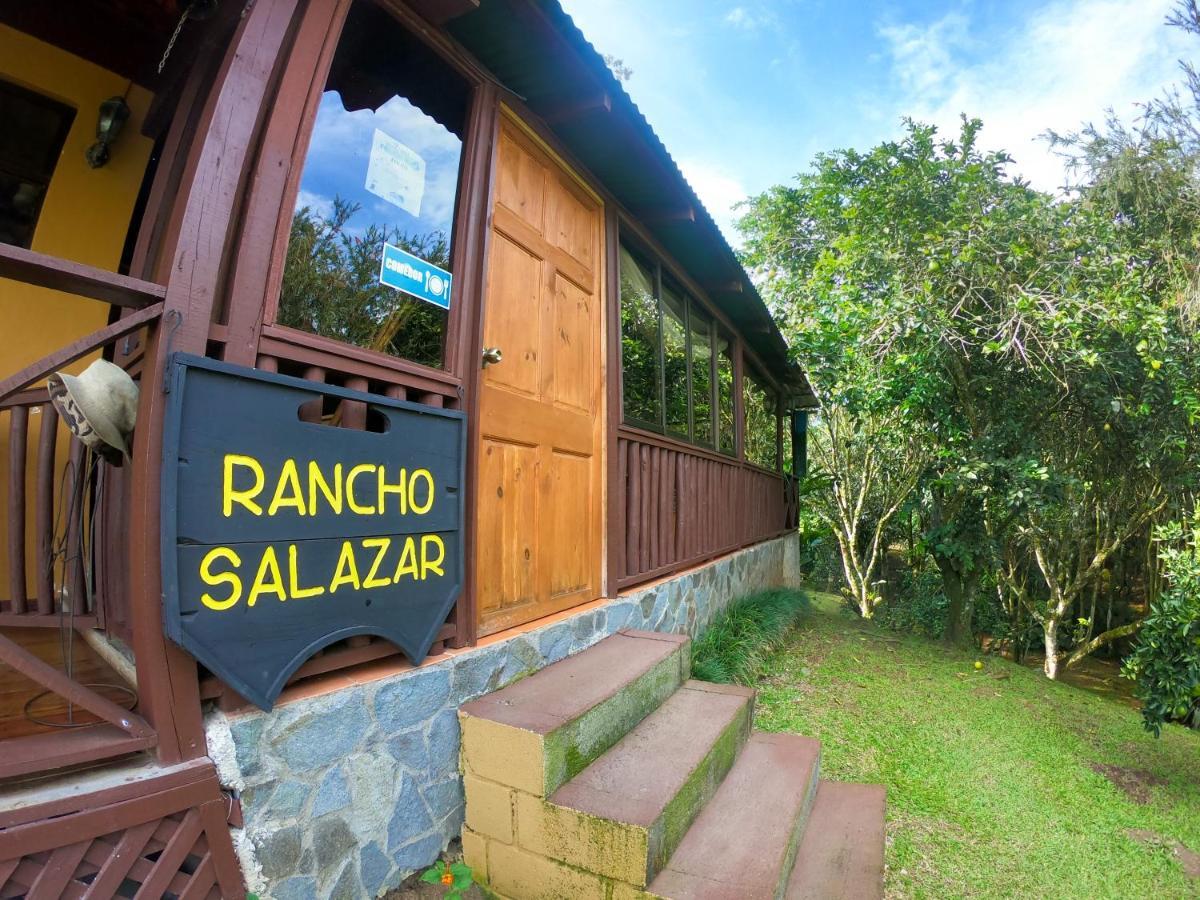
[785,781,886,900]
[648,732,821,899]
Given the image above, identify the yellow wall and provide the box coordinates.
[0,25,156,608]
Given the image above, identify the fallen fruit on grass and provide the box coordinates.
[974,661,984,670]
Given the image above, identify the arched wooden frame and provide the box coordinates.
[213,0,502,648]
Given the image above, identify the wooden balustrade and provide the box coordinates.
[0,392,100,628]
[616,428,795,589]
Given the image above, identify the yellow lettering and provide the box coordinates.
[200,546,242,610]
[409,468,435,514]
[346,464,377,514]
[308,461,343,516]
[267,459,307,517]
[377,466,408,516]
[248,546,287,606]
[287,544,325,599]
[330,541,361,593]
[420,534,445,579]
[392,536,420,581]
[362,537,392,588]
[223,454,264,517]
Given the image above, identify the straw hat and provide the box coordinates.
[48,359,139,464]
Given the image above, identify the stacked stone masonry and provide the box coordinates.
[206,533,799,899]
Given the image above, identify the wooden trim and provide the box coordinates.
[0,729,157,782]
[257,325,462,397]
[0,303,164,403]
[604,204,622,597]
[617,423,739,467]
[222,0,352,362]
[453,81,502,646]
[0,244,164,309]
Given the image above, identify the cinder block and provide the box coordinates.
[459,712,546,795]
[487,840,610,900]
[515,791,650,886]
[464,773,516,843]
[461,826,489,884]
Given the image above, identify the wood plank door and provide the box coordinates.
[475,114,605,637]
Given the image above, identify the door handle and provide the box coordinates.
[481,347,503,368]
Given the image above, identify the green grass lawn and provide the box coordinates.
[754,591,1200,899]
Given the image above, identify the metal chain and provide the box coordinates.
[158,5,191,75]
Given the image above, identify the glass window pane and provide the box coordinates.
[689,303,713,446]
[277,1,469,369]
[0,80,75,250]
[744,370,779,470]
[620,244,662,425]
[662,282,689,437]
[716,334,735,454]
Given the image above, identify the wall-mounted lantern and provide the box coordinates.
[85,96,131,168]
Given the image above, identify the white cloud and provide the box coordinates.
[878,0,1191,192]
[678,158,750,245]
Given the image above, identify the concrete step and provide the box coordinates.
[784,781,886,900]
[459,630,689,798]
[646,732,821,899]
[517,680,755,887]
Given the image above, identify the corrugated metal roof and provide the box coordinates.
[447,0,813,404]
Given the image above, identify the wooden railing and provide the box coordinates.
[0,248,163,778]
[615,427,798,589]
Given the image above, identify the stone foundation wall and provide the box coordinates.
[205,532,799,899]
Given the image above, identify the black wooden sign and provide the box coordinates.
[161,354,465,710]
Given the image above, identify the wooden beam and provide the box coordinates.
[635,206,696,225]
[541,92,612,124]
[704,279,745,294]
[0,244,165,309]
[405,0,480,25]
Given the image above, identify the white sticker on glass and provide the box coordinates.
[365,129,426,218]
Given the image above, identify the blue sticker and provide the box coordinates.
[379,243,452,310]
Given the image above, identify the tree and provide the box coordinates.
[740,117,1199,676]
[1123,514,1200,734]
[278,197,450,369]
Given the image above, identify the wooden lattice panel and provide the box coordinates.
[0,765,242,899]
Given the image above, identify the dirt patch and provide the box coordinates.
[1091,763,1167,804]
[1128,829,1200,879]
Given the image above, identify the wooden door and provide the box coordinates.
[475,114,605,636]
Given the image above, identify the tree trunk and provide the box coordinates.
[936,554,978,647]
[1043,618,1060,679]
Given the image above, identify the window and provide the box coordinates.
[716,333,735,455]
[619,244,661,425]
[276,0,471,369]
[662,282,689,437]
[690,309,714,446]
[619,239,727,450]
[0,80,74,250]
[744,368,779,470]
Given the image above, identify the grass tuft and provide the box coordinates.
[691,587,811,685]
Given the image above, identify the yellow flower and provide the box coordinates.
[442,870,455,886]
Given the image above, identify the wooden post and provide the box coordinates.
[127,0,301,764]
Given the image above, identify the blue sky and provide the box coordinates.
[560,0,1192,241]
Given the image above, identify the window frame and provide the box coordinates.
[742,362,783,473]
[618,231,725,453]
[241,0,491,381]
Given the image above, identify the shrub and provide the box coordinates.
[691,588,811,685]
[874,566,948,638]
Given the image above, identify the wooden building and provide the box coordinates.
[0,1,818,896]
